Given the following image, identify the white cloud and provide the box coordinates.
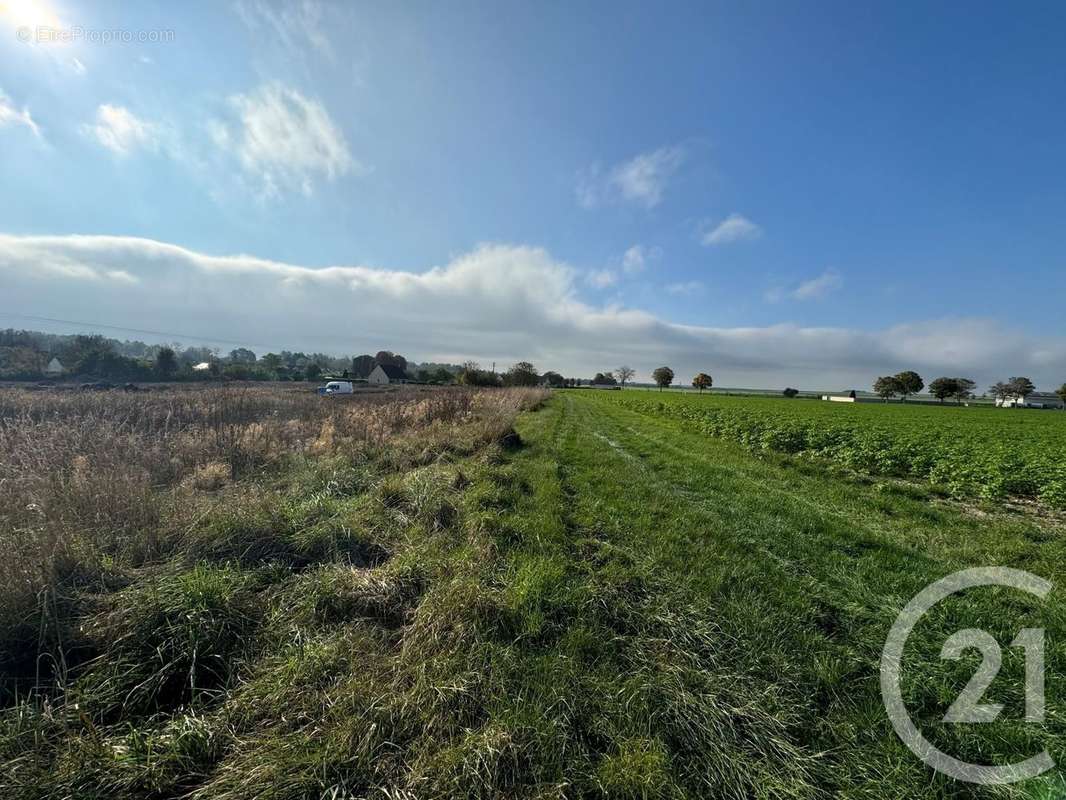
[792,270,843,301]
[666,281,704,295]
[82,105,158,155]
[0,233,1062,390]
[586,269,618,289]
[235,0,335,62]
[577,146,685,209]
[622,244,662,274]
[211,82,356,198]
[767,270,844,303]
[701,213,762,246]
[0,89,41,139]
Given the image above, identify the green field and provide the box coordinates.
[3,387,1065,798]
[601,390,1066,507]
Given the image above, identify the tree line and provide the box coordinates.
[872,371,1066,405]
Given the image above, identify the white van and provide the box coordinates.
[322,381,354,395]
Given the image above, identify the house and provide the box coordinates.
[44,357,66,376]
[996,392,1065,409]
[367,363,408,385]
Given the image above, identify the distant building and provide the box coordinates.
[44,357,66,375]
[368,363,408,385]
[996,392,1064,409]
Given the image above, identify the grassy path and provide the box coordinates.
[497,392,1066,798]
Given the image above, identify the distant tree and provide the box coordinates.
[692,373,713,393]
[505,361,539,387]
[375,351,408,372]
[1057,383,1066,405]
[614,365,636,388]
[458,360,501,387]
[305,363,322,381]
[228,347,257,364]
[259,353,282,375]
[874,375,900,402]
[1008,376,1036,400]
[928,377,957,403]
[893,371,924,402]
[989,381,1013,402]
[542,371,564,387]
[352,354,376,378]
[652,366,674,392]
[154,346,178,378]
[592,372,617,386]
[62,334,116,375]
[953,378,976,404]
[433,367,454,384]
[783,387,799,398]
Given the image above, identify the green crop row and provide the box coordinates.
[603,393,1066,508]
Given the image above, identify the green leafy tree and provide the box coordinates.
[893,371,924,402]
[305,363,322,381]
[433,367,454,384]
[953,378,976,404]
[542,371,564,387]
[1008,376,1036,400]
[929,377,957,403]
[154,347,178,378]
[505,361,539,387]
[614,365,635,388]
[874,375,899,401]
[692,373,713,393]
[228,347,256,364]
[1056,383,1066,405]
[592,372,617,385]
[783,387,799,398]
[652,366,674,392]
[260,353,283,373]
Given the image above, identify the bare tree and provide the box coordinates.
[614,365,635,388]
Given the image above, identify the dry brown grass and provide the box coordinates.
[0,384,547,700]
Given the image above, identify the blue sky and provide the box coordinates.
[1,0,1065,388]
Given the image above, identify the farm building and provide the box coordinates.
[44,357,66,375]
[996,392,1064,409]
[368,363,409,385]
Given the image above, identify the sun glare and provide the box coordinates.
[1,0,64,35]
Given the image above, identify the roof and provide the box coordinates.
[375,363,407,380]
[1005,392,1062,401]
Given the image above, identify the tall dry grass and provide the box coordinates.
[0,384,546,699]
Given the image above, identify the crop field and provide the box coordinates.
[608,391,1066,507]
[2,386,1065,799]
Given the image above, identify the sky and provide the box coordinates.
[1,0,1065,390]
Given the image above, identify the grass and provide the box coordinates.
[2,387,1065,797]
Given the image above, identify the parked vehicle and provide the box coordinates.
[321,380,354,395]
